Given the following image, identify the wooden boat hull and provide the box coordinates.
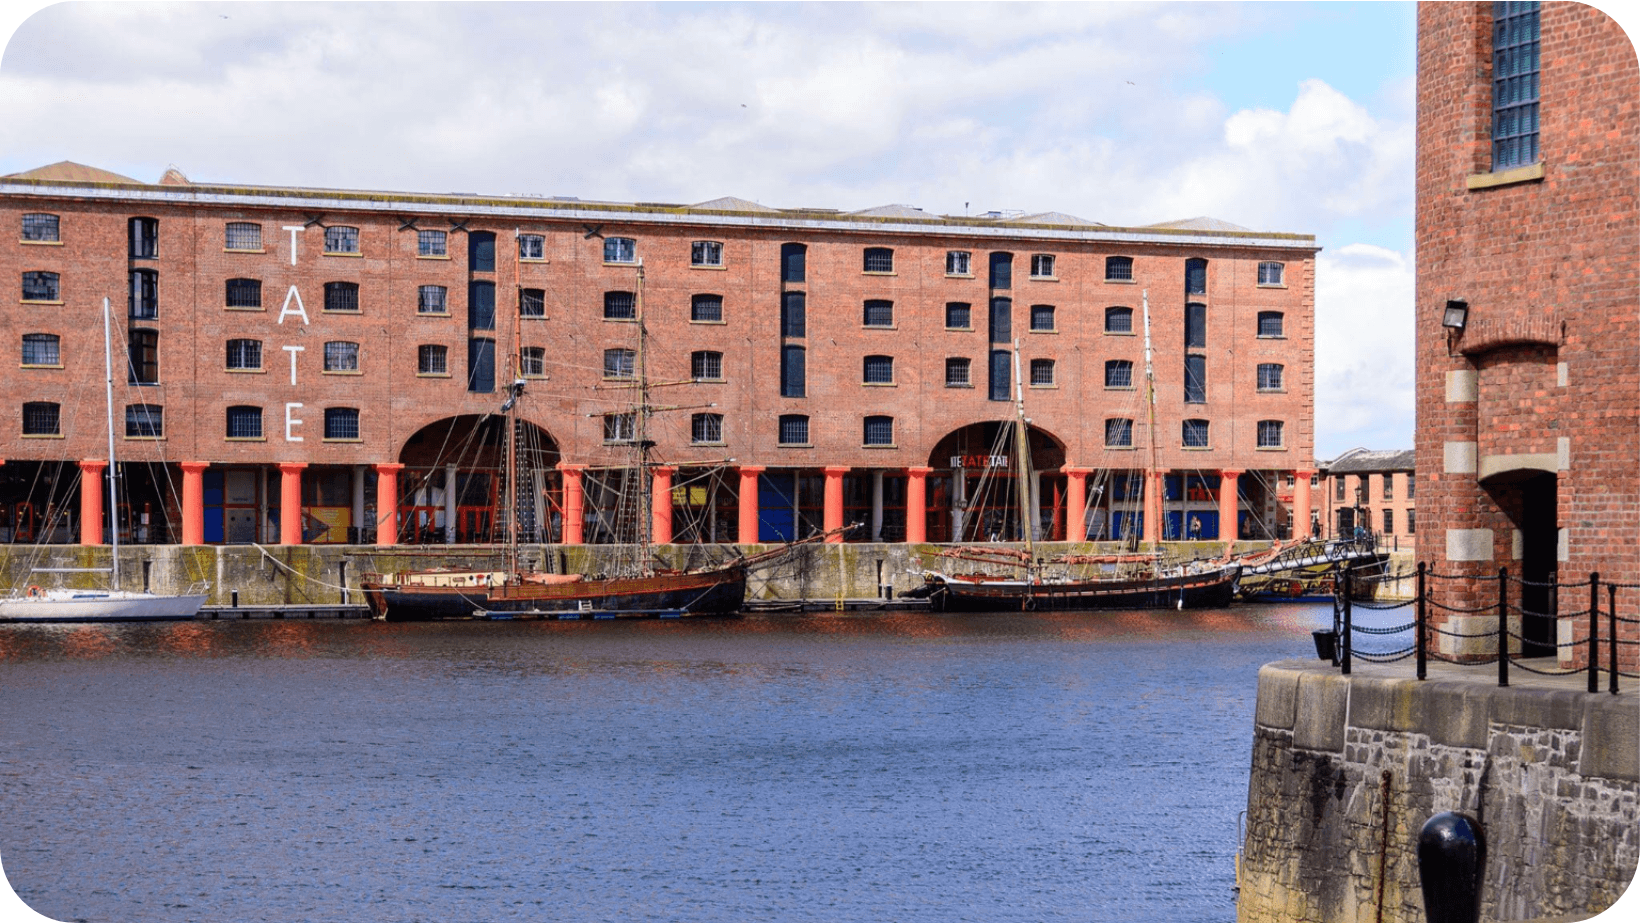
[0,592,208,623]
[923,566,1240,612]
[361,568,747,621]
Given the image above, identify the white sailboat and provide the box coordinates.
[0,298,207,622]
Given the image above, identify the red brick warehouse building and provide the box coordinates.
[0,162,1316,549]
[1416,2,1638,666]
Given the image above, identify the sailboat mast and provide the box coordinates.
[102,297,120,590]
[634,262,653,554]
[1010,340,1036,567]
[1142,291,1159,550]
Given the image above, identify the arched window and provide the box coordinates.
[862,355,894,384]
[225,278,261,309]
[1183,419,1210,448]
[692,413,724,444]
[1105,360,1133,389]
[1104,306,1133,333]
[1104,418,1133,447]
[226,406,263,439]
[1105,256,1133,281]
[1257,311,1285,337]
[863,247,894,273]
[863,415,894,446]
[21,333,59,366]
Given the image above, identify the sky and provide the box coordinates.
[0,0,1428,460]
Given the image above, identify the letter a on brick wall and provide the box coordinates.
[278,286,309,325]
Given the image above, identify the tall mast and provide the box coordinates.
[1142,291,1159,550]
[102,297,120,590]
[1010,340,1036,570]
[634,262,653,555]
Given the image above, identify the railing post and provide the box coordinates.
[1589,573,1600,694]
[1498,567,1509,688]
[1417,562,1428,680]
[1610,583,1620,695]
[1342,565,1353,676]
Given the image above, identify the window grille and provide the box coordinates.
[23,401,60,436]
[324,226,359,254]
[863,355,894,384]
[519,347,545,376]
[226,339,263,370]
[418,285,447,314]
[1105,256,1133,281]
[604,237,636,263]
[418,345,447,375]
[863,247,894,273]
[1105,306,1133,333]
[1030,254,1055,277]
[1257,420,1284,448]
[418,230,447,257]
[324,341,360,372]
[946,251,971,275]
[22,333,59,366]
[1030,358,1055,386]
[604,348,636,378]
[325,408,360,440]
[778,414,809,445]
[22,213,59,243]
[692,351,723,381]
[863,300,893,327]
[604,291,636,320]
[1258,262,1284,286]
[519,288,545,317]
[863,416,894,445]
[125,404,163,438]
[1257,311,1284,337]
[226,406,263,439]
[1030,304,1055,331]
[945,357,971,387]
[692,294,723,323]
[324,281,359,313]
[1493,1,1541,169]
[1105,418,1133,447]
[692,413,723,444]
[226,278,262,309]
[603,413,635,442]
[1183,419,1210,448]
[518,234,545,260]
[946,302,971,329]
[691,241,723,266]
[1105,360,1133,389]
[1257,363,1284,390]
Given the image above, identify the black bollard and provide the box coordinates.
[1418,811,1486,922]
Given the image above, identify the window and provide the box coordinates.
[863,247,894,273]
[1030,254,1055,278]
[418,285,448,314]
[945,302,971,329]
[781,345,806,397]
[603,348,635,379]
[1185,354,1206,403]
[1257,363,1284,391]
[224,222,261,251]
[1030,358,1056,386]
[418,344,448,375]
[945,357,971,387]
[22,333,59,366]
[1185,303,1206,348]
[989,349,1010,401]
[226,339,263,371]
[988,252,1012,289]
[691,294,724,323]
[324,407,360,440]
[1105,306,1133,333]
[1406,509,1416,534]
[417,230,447,257]
[1257,311,1285,338]
[1105,359,1134,389]
[125,404,163,438]
[781,292,805,336]
[127,329,158,384]
[129,218,158,259]
[324,281,359,313]
[863,415,894,446]
[781,243,806,282]
[469,231,496,272]
[1257,420,1284,448]
[692,413,723,444]
[1105,256,1133,281]
[323,226,359,254]
[519,288,545,318]
[692,350,723,381]
[1030,304,1056,332]
[22,213,59,243]
[604,291,636,320]
[518,234,545,260]
[1383,475,1395,501]
[863,299,894,327]
[469,281,495,330]
[519,346,545,376]
[1183,419,1210,448]
[1258,262,1285,286]
[1185,258,1207,295]
[778,414,809,445]
[468,338,495,393]
[1105,418,1133,448]
[130,269,158,318]
[1382,508,1395,534]
[225,278,261,309]
[863,355,894,384]
[1336,478,1346,502]
[604,237,636,264]
[603,412,635,443]
[226,406,263,439]
[989,297,1012,343]
[1406,477,1415,500]
[23,402,60,436]
[1493,0,1541,170]
[946,251,971,275]
[324,341,360,372]
[691,241,723,267]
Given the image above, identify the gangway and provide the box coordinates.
[1239,538,1384,577]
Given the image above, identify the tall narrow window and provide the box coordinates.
[945,357,971,387]
[863,416,894,446]
[1105,418,1133,447]
[603,237,635,264]
[1105,256,1133,281]
[692,413,724,444]
[603,348,635,379]
[22,333,59,366]
[225,339,263,370]
[22,213,60,243]
[323,341,360,372]
[324,408,361,440]
[692,294,723,323]
[129,218,158,259]
[519,288,545,318]
[128,329,158,384]
[1257,363,1284,391]
[989,252,1012,289]
[691,241,723,267]
[1104,360,1133,389]
[1184,303,1207,348]
[468,281,495,330]
[225,278,261,309]
[778,414,809,445]
[418,285,448,314]
[781,243,806,282]
[469,231,496,271]
[1257,420,1284,448]
[863,247,894,273]
[781,292,805,336]
[1383,476,1395,501]
[603,291,635,320]
[468,338,495,393]
[1184,354,1206,403]
[418,345,448,375]
[323,226,358,255]
[946,302,971,329]
[226,406,263,439]
[1182,419,1210,448]
[417,230,447,257]
[1493,1,1541,170]
[988,297,1011,343]
[323,281,359,313]
[988,349,1010,401]
[22,271,59,302]
[1104,306,1133,333]
[130,270,158,318]
[781,345,806,398]
[1257,311,1285,338]
[224,222,261,251]
[863,355,894,384]
[23,401,61,436]
[518,234,545,260]
[1184,258,1207,295]
[863,300,894,327]
[691,351,723,381]
[1382,508,1395,534]
[125,404,163,438]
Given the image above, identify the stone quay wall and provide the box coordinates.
[1238,660,1638,922]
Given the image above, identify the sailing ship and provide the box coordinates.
[917,292,1241,612]
[360,262,753,621]
[0,298,208,622]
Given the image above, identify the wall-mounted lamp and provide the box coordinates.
[1442,299,1469,331]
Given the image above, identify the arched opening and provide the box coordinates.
[397,415,560,544]
[925,421,1067,542]
[1480,468,1558,656]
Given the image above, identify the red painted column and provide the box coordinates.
[737,465,764,544]
[278,462,307,545]
[374,463,403,546]
[1219,470,1242,546]
[651,465,675,545]
[1143,471,1161,544]
[180,461,208,545]
[1063,466,1090,542]
[823,466,849,542]
[904,466,932,544]
[78,459,107,545]
[1293,470,1315,540]
[559,463,585,545]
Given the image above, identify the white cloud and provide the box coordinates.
[1314,244,1416,458]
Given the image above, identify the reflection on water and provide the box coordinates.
[0,606,1330,923]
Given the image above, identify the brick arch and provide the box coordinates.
[925,420,1067,472]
